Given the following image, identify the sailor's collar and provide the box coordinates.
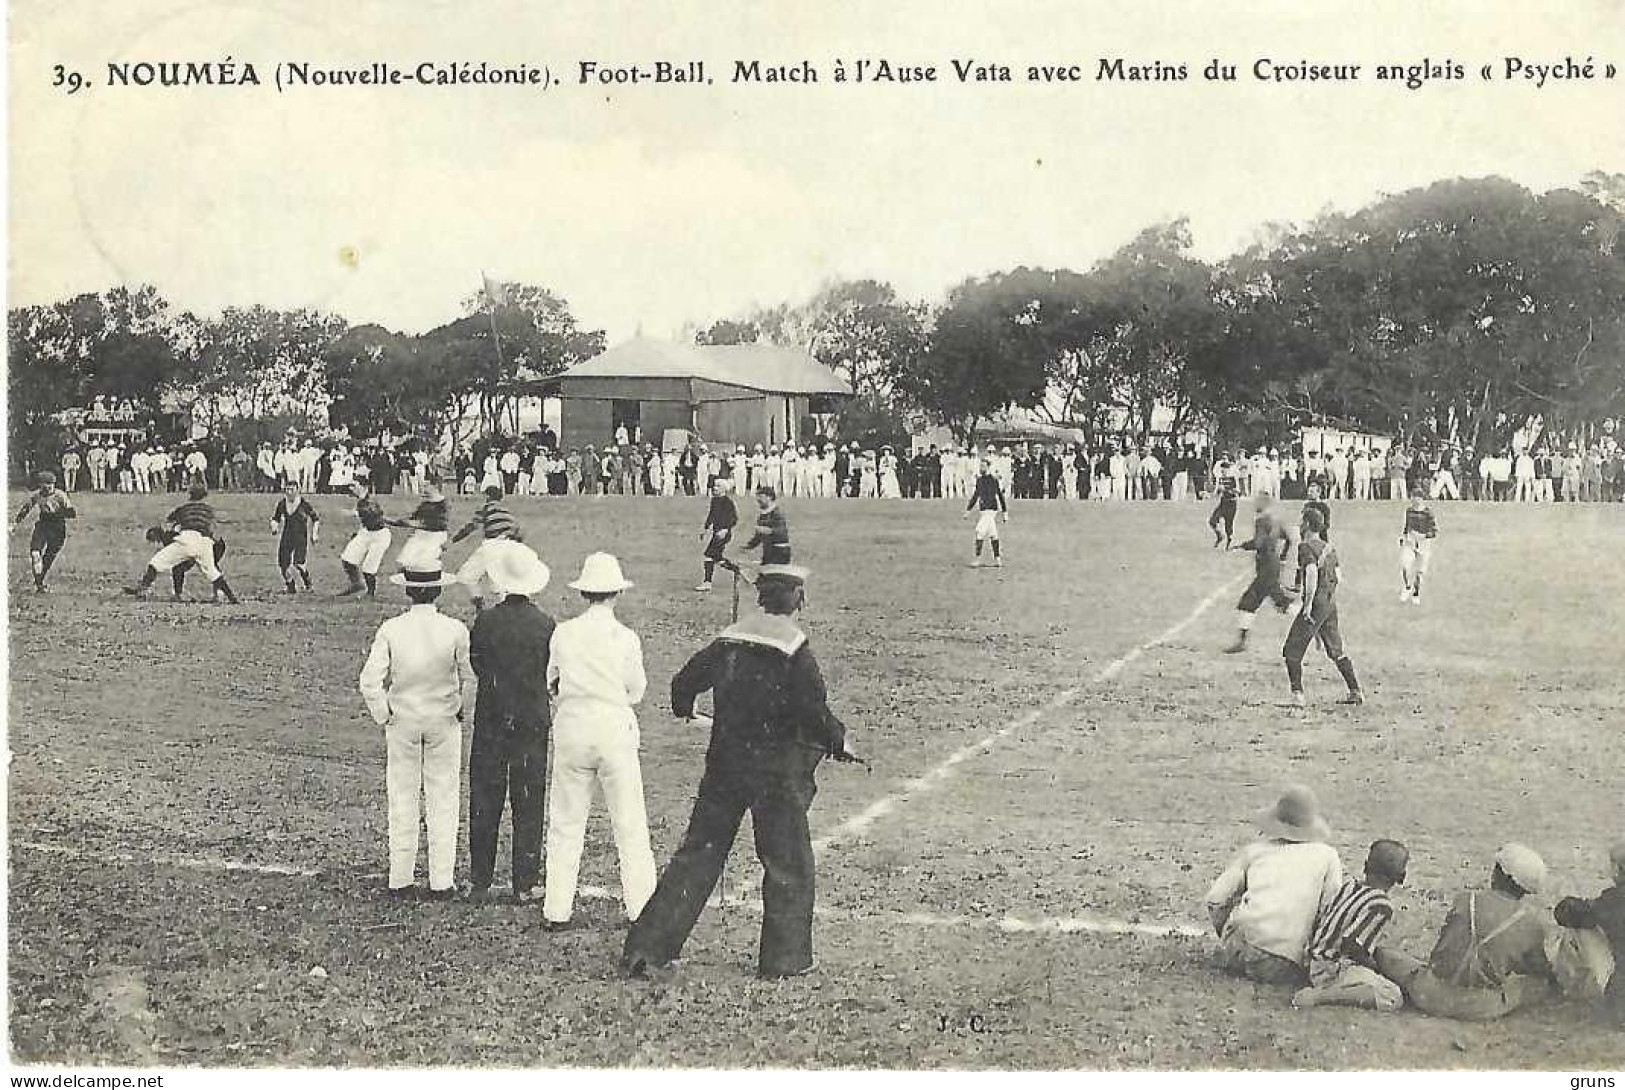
[720,613,806,656]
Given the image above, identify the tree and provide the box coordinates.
[454,281,606,434]
[895,276,1050,442]
[6,285,189,474]
[322,324,478,445]
[695,318,759,345]
[192,305,347,426]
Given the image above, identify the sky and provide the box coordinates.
[8,0,1624,343]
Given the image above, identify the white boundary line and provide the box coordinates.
[13,841,1207,939]
[808,573,1245,856]
[12,575,1237,949]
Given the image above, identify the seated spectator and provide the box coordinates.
[1292,840,1409,1011]
[1553,840,1624,1024]
[1375,844,1556,1021]
[1205,786,1344,986]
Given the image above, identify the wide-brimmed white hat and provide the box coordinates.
[390,563,459,589]
[485,541,551,597]
[1255,785,1331,844]
[568,552,633,594]
[1494,843,1547,894]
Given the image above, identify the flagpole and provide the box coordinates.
[481,271,509,436]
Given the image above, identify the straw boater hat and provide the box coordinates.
[1255,785,1332,843]
[568,552,633,594]
[390,560,459,589]
[485,542,550,597]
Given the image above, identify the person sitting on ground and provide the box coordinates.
[1552,840,1625,1024]
[1205,785,1344,986]
[1375,843,1557,1021]
[1292,840,1409,1011]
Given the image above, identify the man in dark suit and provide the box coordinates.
[466,544,556,901]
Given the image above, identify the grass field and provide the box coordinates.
[7,489,1624,1069]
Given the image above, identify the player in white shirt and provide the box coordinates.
[542,553,658,930]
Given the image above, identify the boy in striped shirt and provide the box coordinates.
[1292,840,1409,1011]
[1398,495,1438,605]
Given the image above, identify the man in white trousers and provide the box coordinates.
[543,552,657,930]
[358,561,473,899]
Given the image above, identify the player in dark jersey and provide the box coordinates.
[271,482,320,594]
[389,482,451,572]
[1208,466,1238,548]
[1225,492,1295,653]
[1398,495,1438,604]
[962,457,1009,567]
[1294,479,1333,592]
[339,483,392,597]
[1284,507,1364,706]
[744,486,791,566]
[695,477,738,591]
[12,471,75,593]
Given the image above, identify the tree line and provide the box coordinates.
[7,282,605,471]
[9,173,1623,476]
[696,173,1625,453]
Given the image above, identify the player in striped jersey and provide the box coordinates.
[1292,840,1409,1011]
[124,485,240,604]
[145,526,230,601]
[452,485,526,611]
[1398,495,1438,605]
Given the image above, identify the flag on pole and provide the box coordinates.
[482,272,508,308]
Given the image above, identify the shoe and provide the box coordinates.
[1409,594,1422,606]
[384,884,419,901]
[121,586,146,597]
[758,961,817,980]
[463,885,498,904]
[1398,588,1412,602]
[421,886,456,902]
[1336,691,1365,706]
[1290,691,1306,708]
[1291,987,1322,1009]
[970,558,982,568]
[993,557,1003,568]
[621,953,668,979]
[514,888,542,905]
[694,582,712,592]
[541,918,583,933]
[1224,639,1247,655]
[336,585,362,597]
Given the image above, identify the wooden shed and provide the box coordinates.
[553,339,852,449]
